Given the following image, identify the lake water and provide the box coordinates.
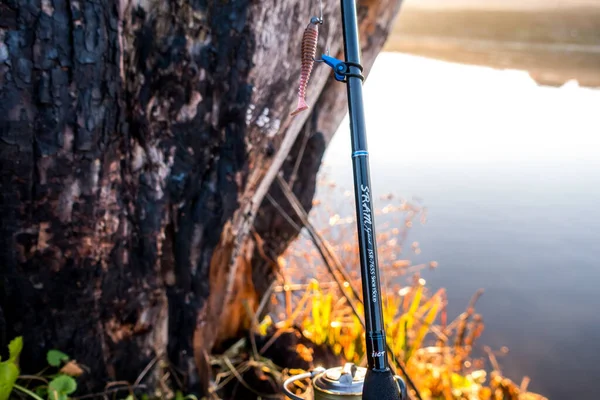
[315,52,600,399]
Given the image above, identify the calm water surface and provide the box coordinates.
[315,53,600,399]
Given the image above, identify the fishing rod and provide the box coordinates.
[283,1,406,399]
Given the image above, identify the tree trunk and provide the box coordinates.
[0,0,402,395]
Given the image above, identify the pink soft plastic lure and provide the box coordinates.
[291,19,320,116]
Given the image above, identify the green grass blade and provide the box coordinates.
[408,298,441,360]
[13,384,45,400]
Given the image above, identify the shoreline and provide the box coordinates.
[384,6,600,87]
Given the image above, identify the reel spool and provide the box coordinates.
[283,363,407,400]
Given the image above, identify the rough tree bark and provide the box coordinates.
[0,0,402,395]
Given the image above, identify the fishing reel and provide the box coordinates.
[283,363,407,400]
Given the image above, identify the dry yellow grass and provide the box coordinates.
[264,180,547,400]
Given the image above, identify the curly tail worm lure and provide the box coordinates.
[290,16,322,117]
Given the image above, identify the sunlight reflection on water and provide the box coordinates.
[326,52,600,168]
[318,53,600,399]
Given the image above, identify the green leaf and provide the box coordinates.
[47,350,69,367]
[8,337,23,363]
[35,386,48,398]
[175,393,198,400]
[48,375,77,400]
[0,362,19,400]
